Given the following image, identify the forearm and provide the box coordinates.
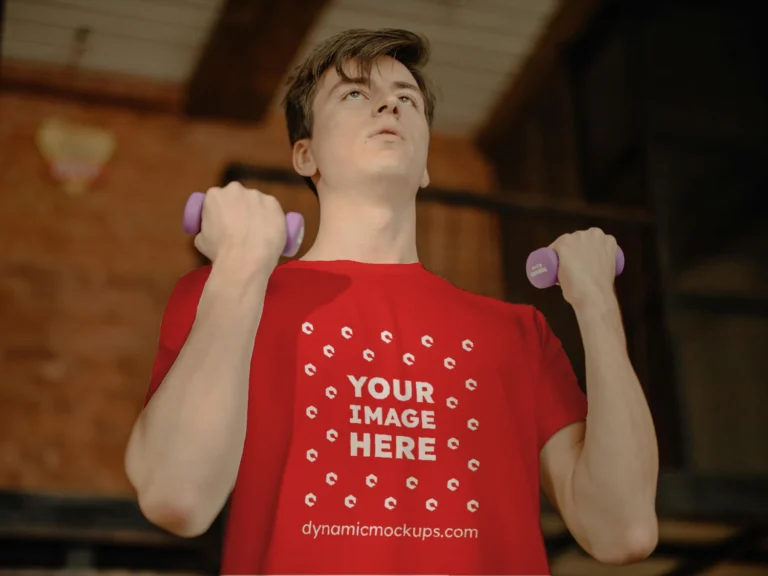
[572,294,658,556]
[125,259,270,536]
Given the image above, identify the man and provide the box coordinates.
[125,28,659,575]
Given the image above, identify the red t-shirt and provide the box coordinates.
[146,260,587,575]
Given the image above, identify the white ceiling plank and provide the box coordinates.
[293,30,522,84]
[14,0,224,29]
[3,21,199,80]
[175,0,221,9]
[425,64,516,99]
[3,19,194,55]
[305,23,527,73]
[432,92,510,125]
[3,20,86,56]
[311,6,543,54]
[2,38,69,65]
[270,0,556,133]
[334,0,550,37]
[461,0,559,16]
[80,41,196,81]
[3,0,222,81]
[2,0,559,136]
[6,0,210,47]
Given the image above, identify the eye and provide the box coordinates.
[344,90,364,100]
[399,94,418,107]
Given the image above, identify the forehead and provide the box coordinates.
[316,56,419,95]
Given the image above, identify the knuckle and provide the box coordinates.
[551,234,566,247]
[264,194,281,211]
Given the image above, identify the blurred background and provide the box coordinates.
[0,0,766,574]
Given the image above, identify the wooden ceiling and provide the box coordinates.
[2,0,228,82]
[1,0,565,135]
[277,0,560,133]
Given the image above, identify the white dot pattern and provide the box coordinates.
[299,322,481,513]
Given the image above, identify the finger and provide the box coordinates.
[548,233,569,251]
[194,233,207,255]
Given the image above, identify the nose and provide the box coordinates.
[374,94,400,118]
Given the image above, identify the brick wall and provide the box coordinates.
[0,92,501,496]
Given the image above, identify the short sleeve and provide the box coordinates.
[532,308,588,451]
[144,266,211,406]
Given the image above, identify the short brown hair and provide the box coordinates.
[282,28,436,194]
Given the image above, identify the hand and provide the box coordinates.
[550,228,618,309]
[194,181,287,272]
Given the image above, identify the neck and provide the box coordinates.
[301,189,418,264]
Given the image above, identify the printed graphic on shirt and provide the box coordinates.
[296,320,483,540]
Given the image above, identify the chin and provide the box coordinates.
[366,154,419,176]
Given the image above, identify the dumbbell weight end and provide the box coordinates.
[182,191,305,258]
[526,246,625,289]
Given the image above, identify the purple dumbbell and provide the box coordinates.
[526,246,625,289]
[182,191,305,258]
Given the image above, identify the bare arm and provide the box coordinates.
[125,258,270,537]
[539,229,658,564]
[541,294,658,564]
[125,182,287,536]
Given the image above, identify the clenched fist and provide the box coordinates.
[194,182,287,272]
[549,227,618,309]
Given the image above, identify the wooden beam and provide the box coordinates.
[184,0,331,123]
[0,59,183,113]
[476,0,604,156]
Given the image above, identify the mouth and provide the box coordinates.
[372,128,402,139]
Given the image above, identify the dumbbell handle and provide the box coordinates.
[526,246,625,289]
[182,192,305,258]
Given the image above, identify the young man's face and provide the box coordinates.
[293,56,431,200]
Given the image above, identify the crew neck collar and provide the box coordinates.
[280,259,426,275]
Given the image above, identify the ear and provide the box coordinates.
[420,168,430,189]
[292,139,317,178]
